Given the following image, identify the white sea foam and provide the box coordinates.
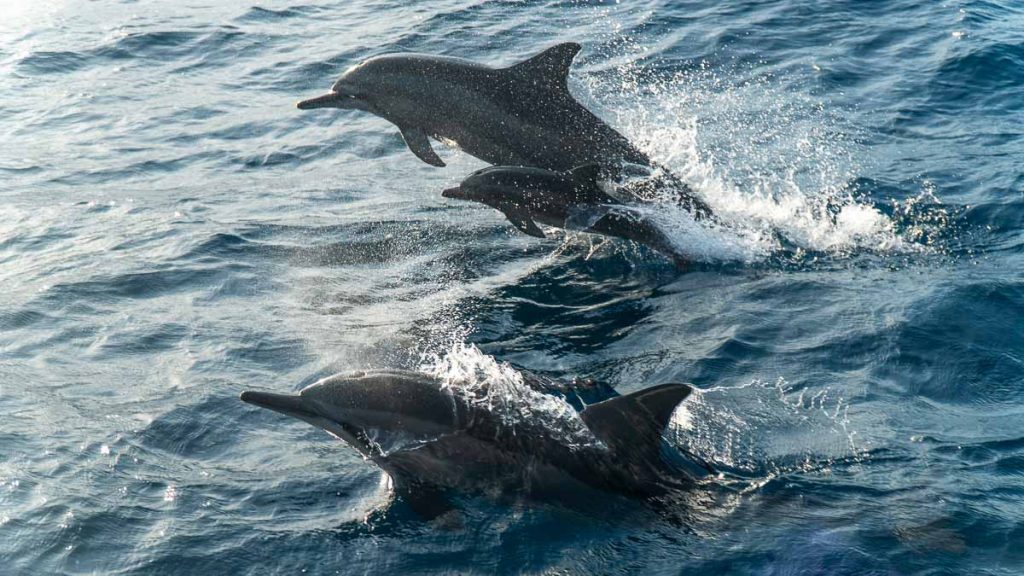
[418,340,601,450]
[577,59,933,263]
[668,378,869,487]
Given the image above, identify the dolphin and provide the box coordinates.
[296,42,710,214]
[442,164,690,267]
[240,370,712,519]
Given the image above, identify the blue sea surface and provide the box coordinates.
[1,0,1022,573]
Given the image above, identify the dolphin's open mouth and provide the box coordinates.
[296,91,367,110]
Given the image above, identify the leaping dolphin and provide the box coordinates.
[241,370,712,519]
[443,164,691,267]
[296,42,710,214]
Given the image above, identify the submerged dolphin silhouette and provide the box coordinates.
[443,164,690,267]
[297,42,709,213]
[241,370,711,519]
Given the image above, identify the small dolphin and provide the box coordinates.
[241,370,711,519]
[296,42,709,213]
[443,164,690,267]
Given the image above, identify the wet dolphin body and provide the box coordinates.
[241,370,711,519]
[443,164,690,267]
[297,42,710,216]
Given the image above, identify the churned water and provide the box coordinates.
[1,0,1022,573]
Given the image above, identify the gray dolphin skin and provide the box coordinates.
[296,42,710,215]
[240,370,711,519]
[443,164,690,267]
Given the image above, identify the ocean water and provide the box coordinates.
[1,0,1022,573]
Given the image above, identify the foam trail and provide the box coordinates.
[579,59,937,263]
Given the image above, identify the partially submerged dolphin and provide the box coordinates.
[297,42,709,213]
[241,370,711,519]
[443,164,690,267]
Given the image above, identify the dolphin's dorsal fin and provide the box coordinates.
[580,383,692,456]
[500,206,546,238]
[399,126,445,167]
[506,42,581,91]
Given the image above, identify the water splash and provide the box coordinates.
[669,378,869,489]
[417,341,867,486]
[580,59,939,263]
[418,341,602,450]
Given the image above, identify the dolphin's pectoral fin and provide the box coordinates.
[399,126,445,167]
[506,42,581,92]
[395,482,457,522]
[501,207,546,238]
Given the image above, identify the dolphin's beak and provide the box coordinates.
[241,390,318,420]
[241,389,372,454]
[297,84,373,111]
[296,91,348,110]
[442,186,466,199]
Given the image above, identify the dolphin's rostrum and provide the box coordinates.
[297,42,710,214]
[241,370,712,519]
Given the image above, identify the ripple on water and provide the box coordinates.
[1,0,1022,573]
[877,281,1024,405]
